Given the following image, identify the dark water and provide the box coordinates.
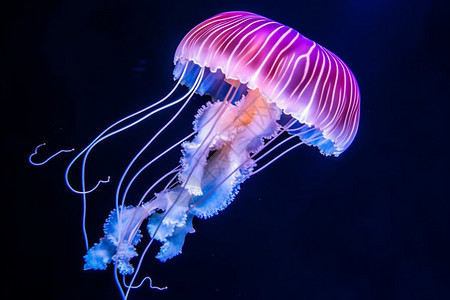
[5,0,449,299]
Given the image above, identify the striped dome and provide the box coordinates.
[174,11,360,156]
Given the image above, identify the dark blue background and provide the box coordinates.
[5,0,450,299]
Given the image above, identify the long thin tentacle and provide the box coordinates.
[115,68,205,240]
[28,143,74,166]
[65,64,188,195]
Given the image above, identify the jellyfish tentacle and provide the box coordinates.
[123,275,167,291]
[76,176,112,194]
[251,128,325,176]
[115,67,205,242]
[64,63,189,195]
[80,175,112,249]
[251,141,305,176]
[114,266,126,299]
[28,143,74,166]
[252,134,296,161]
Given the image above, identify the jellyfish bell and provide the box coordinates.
[29,11,360,299]
[175,11,359,155]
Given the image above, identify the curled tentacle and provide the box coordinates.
[123,276,167,291]
[28,143,74,166]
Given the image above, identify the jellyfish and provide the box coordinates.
[30,11,360,299]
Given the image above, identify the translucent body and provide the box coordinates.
[31,11,360,300]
